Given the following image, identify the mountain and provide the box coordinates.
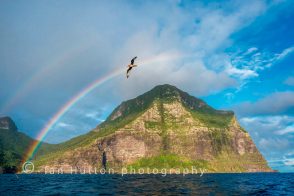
[0,116,55,173]
[34,84,272,173]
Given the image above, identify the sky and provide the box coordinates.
[0,0,293,172]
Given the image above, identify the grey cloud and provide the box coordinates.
[234,91,294,116]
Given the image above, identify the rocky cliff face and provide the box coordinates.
[0,116,17,131]
[35,84,272,173]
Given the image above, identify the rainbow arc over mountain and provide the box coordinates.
[22,53,180,162]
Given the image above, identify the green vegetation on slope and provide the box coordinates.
[127,154,210,171]
[0,128,34,172]
[190,110,233,128]
[106,84,234,129]
[209,152,271,172]
[0,127,54,172]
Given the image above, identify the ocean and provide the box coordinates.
[0,173,293,195]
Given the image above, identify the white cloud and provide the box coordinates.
[225,62,259,80]
[224,46,294,82]
[242,116,281,125]
[284,76,294,86]
[284,159,294,166]
[283,152,294,166]
[259,138,290,151]
[240,115,294,141]
[244,47,258,55]
[240,115,294,143]
[267,155,294,167]
[101,0,273,98]
[201,45,294,94]
[275,125,294,135]
[54,122,73,128]
[118,59,237,99]
[276,46,294,60]
[234,91,294,116]
[85,111,105,121]
[224,92,235,101]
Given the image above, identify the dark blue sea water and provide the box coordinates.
[0,173,293,195]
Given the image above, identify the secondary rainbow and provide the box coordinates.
[1,41,94,114]
[23,67,124,162]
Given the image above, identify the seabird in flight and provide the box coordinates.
[126,56,138,78]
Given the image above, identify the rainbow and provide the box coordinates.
[1,41,94,114]
[23,67,124,162]
[22,52,184,163]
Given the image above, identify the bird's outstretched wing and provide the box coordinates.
[126,67,132,78]
[131,56,137,65]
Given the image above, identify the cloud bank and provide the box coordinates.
[234,91,294,116]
